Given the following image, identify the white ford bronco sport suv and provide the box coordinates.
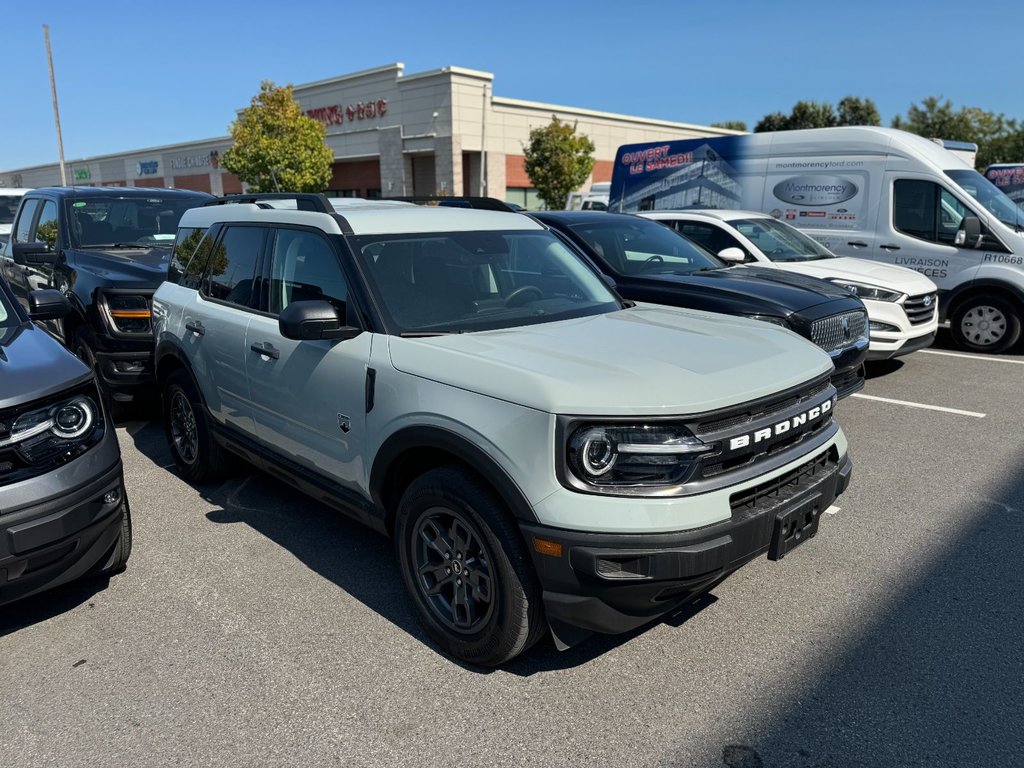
[153,193,853,666]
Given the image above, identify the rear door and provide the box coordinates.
[244,225,371,491]
[182,223,266,435]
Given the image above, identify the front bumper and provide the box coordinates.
[865,298,939,360]
[829,339,868,398]
[0,428,126,606]
[93,349,156,401]
[523,447,851,644]
[867,330,937,361]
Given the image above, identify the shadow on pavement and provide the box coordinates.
[0,575,111,637]
[663,460,1024,767]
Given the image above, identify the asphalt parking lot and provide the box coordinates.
[2,330,1022,768]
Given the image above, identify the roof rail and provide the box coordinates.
[203,192,336,213]
[383,196,518,212]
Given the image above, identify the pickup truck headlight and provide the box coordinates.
[747,314,791,328]
[100,292,153,335]
[828,280,903,303]
[0,393,104,468]
[567,424,712,487]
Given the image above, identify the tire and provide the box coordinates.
[161,368,235,483]
[101,497,133,575]
[950,294,1022,353]
[395,465,545,667]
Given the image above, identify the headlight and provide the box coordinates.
[0,394,103,468]
[567,424,711,487]
[828,280,903,303]
[748,314,791,328]
[101,291,153,335]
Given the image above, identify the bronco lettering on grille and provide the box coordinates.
[728,399,833,451]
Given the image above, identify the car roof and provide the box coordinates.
[639,209,771,224]
[531,210,637,225]
[27,186,214,200]
[179,202,545,236]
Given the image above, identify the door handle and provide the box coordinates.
[185,321,205,336]
[879,244,901,251]
[250,342,280,360]
[847,241,868,248]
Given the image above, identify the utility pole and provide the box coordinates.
[479,82,488,196]
[44,24,67,186]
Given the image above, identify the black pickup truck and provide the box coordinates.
[0,187,212,404]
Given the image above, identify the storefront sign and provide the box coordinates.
[170,153,215,170]
[73,167,92,181]
[305,98,388,127]
[136,160,159,176]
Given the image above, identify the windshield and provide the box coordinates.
[568,217,724,276]
[350,229,621,334]
[0,195,22,226]
[731,217,835,262]
[68,196,203,248]
[945,169,1024,231]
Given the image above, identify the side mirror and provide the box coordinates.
[279,300,360,341]
[955,216,983,248]
[717,247,746,263]
[12,241,57,266]
[29,289,72,320]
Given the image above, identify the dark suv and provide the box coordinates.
[0,274,131,606]
[533,211,870,398]
[0,187,213,405]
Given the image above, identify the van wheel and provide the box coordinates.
[161,369,234,483]
[950,294,1022,353]
[395,465,545,667]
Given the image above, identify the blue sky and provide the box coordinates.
[3,0,1023,169]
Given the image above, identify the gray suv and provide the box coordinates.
[153,194,852,666]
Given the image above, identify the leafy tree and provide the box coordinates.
[891,96,975,142]
[711,120,747,132]
[787,100,837,130]
[221,81,334,193]
[754,112,790,133]
[837,96,881,126]
[523,116,595,210]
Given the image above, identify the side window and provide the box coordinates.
[13,199,40,243]
[938,189,969,244]
[266,228,347,316]
[894,180,939,242]
[33,201,59,250]
[203,226,264,308]
[168,227,210,289]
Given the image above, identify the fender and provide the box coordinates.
[370,425,539,526]
[944,277,1024,320]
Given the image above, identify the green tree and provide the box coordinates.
[787,100,837,130]
[221,81,334,193]
[837,96,881,126]
[711,120,747,132]
[523,116,596,210]
[891,96,975,142]
[754,112,790,133]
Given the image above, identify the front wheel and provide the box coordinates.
[950,294,1022,353]
[100,497,133,575]
[395,465,545,666]
[161,369,235,483]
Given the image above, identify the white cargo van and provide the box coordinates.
[566,181,610,211]
[610,127,1024,352]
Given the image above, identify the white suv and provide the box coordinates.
[642,210,940,360]
[153,193,853,665]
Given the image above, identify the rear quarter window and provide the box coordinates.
[169,227,209,288]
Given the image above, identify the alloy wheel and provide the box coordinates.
[169,390,199,465]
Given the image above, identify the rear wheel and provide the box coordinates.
[395,465,545,667]
[950,294,1022,353]
[161,369,235,483]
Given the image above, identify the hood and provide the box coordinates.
[387,305,834,416]
[631,264,853,314]
[70,246,170,286]
[0,323,93,409]
[778,257,938,296]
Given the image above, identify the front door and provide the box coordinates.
[245,225,371,492]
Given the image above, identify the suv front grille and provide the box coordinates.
[695,378,830,436]
[903,293,937,325]
[810,311,868,353]
[729,447,838,521]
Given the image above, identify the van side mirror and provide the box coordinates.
[29,289,72,320]
[955,216,983,248]
[12,241,57,266]
[278,300,361,341]
[717,247,747,263]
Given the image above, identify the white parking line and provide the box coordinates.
[850,393,986,418]
[824,505,840,516]
[921,349,1024,365]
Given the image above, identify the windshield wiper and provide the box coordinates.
[399,330,465,337]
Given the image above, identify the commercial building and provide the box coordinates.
[0,63,740,206]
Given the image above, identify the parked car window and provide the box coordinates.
[731,218,834,262]
[894,179,977,246]
[673,221,752,259]
[0,196,21,227]
[168,227,210,289]
[33,200,59,250]
[266,228,347,316]
[203,226,264,308]
[13,199,39,243]
[569,218,723,276]
[68,196,198,248]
